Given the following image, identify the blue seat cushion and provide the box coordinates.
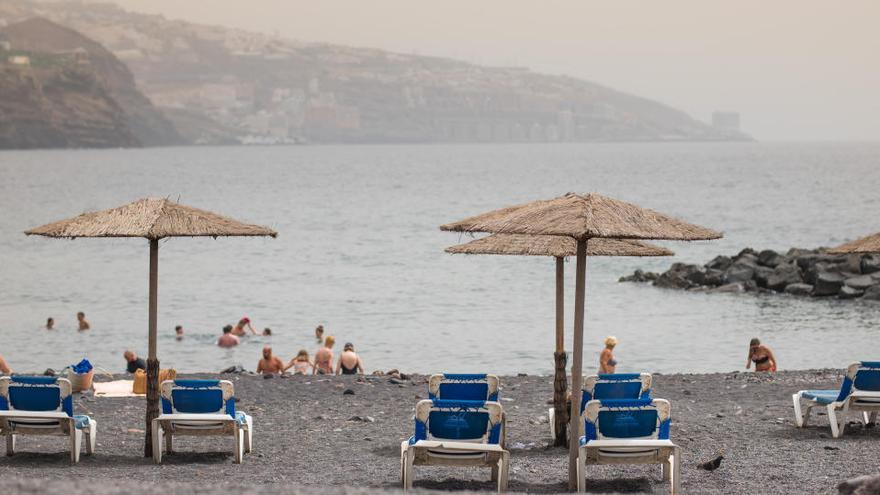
[801,390,839,405]
[73,415,91,429]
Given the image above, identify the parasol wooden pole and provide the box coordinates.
[568,239,587,489]
[144,238,160,457]
[553,256,568,446]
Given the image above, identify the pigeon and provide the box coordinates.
[697,454,724,471]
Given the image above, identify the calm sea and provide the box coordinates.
[0,142,878,375]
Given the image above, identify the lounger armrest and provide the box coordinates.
[155,413,236,422]
[582,439,677,449]
[409,440,506,453]
[0,411,71,420]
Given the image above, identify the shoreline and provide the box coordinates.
[2,369,878,494]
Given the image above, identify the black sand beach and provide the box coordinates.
[1,370,877,494]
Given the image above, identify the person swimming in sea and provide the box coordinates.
[45,317,54,330]
[599,336,618,374]
[315,324,325,344]
[313,335,335,374]
[217,325,240,348]
[336,342,364,375]
[175,325,184,341]
[746,338,777,372]
[284,349,313,375]
[77,311,90,331]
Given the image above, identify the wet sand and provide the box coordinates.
[0,369,877,494]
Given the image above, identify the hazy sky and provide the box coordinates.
[112,0,880,141]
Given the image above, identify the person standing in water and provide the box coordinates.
[175,325,184,341]
[231,317,257,337]
[599,336,618,374]
[217,325,240,348]
[313,336,335,375]
[336,342,364,375]
[746,338,777,372]
[315,325,325,344]
[77,312,90,331]
[45,317,55,330]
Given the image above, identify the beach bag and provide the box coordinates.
[67,359,94,393]
[132,368,178,395]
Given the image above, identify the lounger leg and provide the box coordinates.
[165,426,172,454]
[404,447,415,491]
[548,407,556,439]
[86,420,97,455]
[662,455,671,481]
[497,451,510,493]
[576,448,586,493]
[70,428,82,464]
[244,415,253,453]
[792,393,813,427]
[828,404,844,438]
[5,433,14,456]
[152,420,163,464]
[672,446,681,495]
[233,427,244,464]
[868,412,878,425]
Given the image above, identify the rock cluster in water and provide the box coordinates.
[620,247,880,300]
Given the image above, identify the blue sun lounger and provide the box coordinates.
[577,398,680,494]
[400,399,509,492]
[428,374,500,401]
[152,379,253,463]
[0,376,97,463]
[792,361,880,438]
[550,373,652,439]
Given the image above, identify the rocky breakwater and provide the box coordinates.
[620,247,880,300]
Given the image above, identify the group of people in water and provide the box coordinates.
[40,312,90,331]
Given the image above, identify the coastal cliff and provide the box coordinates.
[0,18,181,149]
[1,0,751,146]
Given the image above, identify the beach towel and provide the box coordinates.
[93,380,141,398]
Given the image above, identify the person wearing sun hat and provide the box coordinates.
[599,336,619,374]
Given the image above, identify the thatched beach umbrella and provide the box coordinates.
[828,232,880,255]
[25,198,276,456]
[446,234,673,446]
[441,192,720,489]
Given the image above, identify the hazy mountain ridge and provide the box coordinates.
[0,0,751,145]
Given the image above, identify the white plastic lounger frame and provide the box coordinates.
[0,376,97,464]
[792,361,880,438]
[577,398,680,494]
[400,399,509,493]
[549,373,652,439]
[152,379,253,464]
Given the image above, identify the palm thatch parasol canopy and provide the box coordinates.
[445,234,674,257]
[441,192,721,241]
[828,232,880,255]
[25,197,277,239]
[26,197,276,458]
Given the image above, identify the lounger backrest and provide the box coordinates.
[838,362,880,401]
[428,374,500,401]
[160,379,236,417]
[581,373,652,411]
[411,399,503,445]
[0,376,72,416]
[582,398,670,442]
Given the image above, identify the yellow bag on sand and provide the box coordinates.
[132,368,177,395]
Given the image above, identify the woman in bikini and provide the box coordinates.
[313,336,335,374]
[599,336,618,374]
[285,349,313,375]
[746,338,777,372]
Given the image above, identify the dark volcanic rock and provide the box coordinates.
[838,286,864,299]
[861,255,880,274]
[706,255,733,271]
[757,249,785,268]
[754,266,774,287]
[766,263,803,291]
[844,275,876,291]
[862,286,880,301]
[813,271,847,296]
[704,269,725,287]
[838,474,880,495]
[619,269,658,283]
[713,283,744,293]
[724,264,755,284]
[784,283,813,296]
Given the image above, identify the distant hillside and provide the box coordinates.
[1,17,182,147]
[0,1,751,145]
